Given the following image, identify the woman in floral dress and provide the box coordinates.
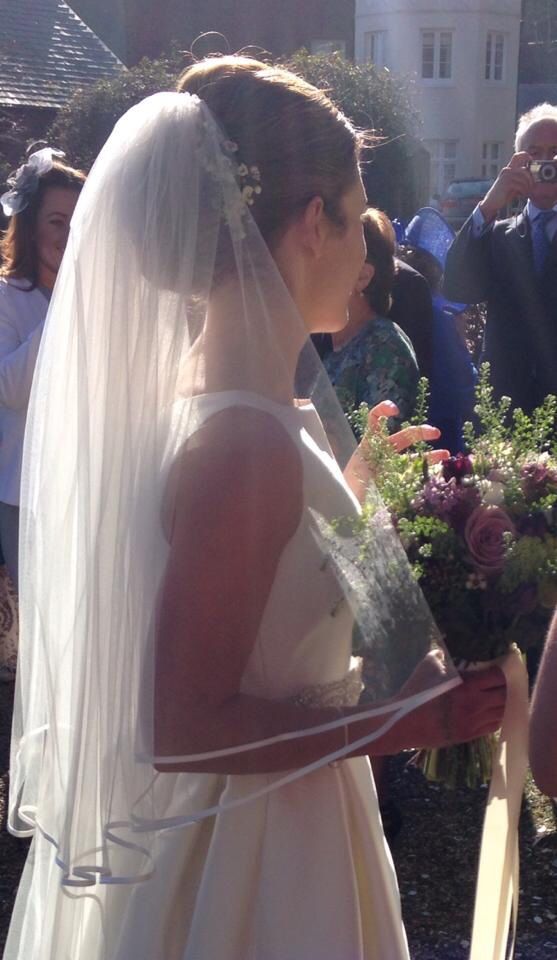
[324,207,419,431]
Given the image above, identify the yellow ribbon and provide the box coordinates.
[469,645,529,960]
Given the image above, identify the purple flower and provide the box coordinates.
[521,459,557,501]
[442,453,473,484]
[413,474,480,530]
[464,505,516,575]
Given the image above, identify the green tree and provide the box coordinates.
[48,50,422,216]
[284,51,424,217]
[47,54,182,170]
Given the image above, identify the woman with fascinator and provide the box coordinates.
[400,207,478,455]
[0,149,85,590]
[6,58,506,960]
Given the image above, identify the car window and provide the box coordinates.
[446,180,493,198]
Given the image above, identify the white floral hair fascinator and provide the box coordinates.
[223,140,262,207]
[219,140,262,238]
[196,110,263,238]
[1,147,65,217]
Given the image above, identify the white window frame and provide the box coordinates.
[364,30,387,68]
[481,141,502,179]
[426,139,458,197]
[485,31,505,82]
[421,29,453,82]
[310,39,346,57]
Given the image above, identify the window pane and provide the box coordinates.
[494,35,504,80]
[428,141,459,196]
[485,33,492,80]
[366,31,385,66]
[481,143,501,177]
[439,32,452,79]
[422,32,435,78]
[443,163,456,191]
[365,32,374,62]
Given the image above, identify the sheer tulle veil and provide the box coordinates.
[8,89,460,895]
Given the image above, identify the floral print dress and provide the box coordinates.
[324,316,419,430]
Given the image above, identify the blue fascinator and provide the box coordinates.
[404,206,468,312]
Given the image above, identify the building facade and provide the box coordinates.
[355,0,522,199]
[68,0,356,66]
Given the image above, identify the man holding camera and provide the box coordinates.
[444,106,557,413]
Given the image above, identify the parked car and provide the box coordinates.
[438,178,494,229]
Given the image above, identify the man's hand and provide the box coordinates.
[479,152,533,224]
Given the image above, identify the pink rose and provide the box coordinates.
[464,505,516,575]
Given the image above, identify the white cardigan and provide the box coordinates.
[0,278,48,505]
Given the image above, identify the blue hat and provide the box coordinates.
[404,207,468,312]
[404,206,456,272]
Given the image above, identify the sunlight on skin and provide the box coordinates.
[368,400,450,463]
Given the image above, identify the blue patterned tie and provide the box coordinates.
[532,209,556,275]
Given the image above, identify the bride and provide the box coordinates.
[6,57,506,959]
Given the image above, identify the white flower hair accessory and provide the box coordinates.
[1,147,65,217]
[196,110,263,238]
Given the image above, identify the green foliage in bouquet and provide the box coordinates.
[354,366,557,786]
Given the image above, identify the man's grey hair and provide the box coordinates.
[515,102,557,151]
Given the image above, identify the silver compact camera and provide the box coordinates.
[530,160,557,183]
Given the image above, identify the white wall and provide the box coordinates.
[355,1,522,192]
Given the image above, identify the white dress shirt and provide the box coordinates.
[0,278,48,505]
[472,199,557,238]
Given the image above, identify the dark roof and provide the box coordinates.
[518,83,557,114]
[0,0,124,110]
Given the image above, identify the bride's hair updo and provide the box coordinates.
[177,56,361,248]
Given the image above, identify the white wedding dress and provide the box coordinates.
[6,391,410,960]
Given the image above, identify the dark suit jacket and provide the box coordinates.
[444,211,557,413]
[389,259,434,380]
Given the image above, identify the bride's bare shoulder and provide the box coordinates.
[163,405,303,541]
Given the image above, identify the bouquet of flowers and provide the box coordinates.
[353,366,557,787]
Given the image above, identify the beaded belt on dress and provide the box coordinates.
[290,656,363,709]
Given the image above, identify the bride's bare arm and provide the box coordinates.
[154,406,505,775]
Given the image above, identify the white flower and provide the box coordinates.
[237,163,249,177]
[483,480,505,506]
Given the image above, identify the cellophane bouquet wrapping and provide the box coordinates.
[353,366,557,787]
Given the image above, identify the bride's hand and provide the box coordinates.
[369,663,508,754]
[367,401,450,465]
[344,400,449,502]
